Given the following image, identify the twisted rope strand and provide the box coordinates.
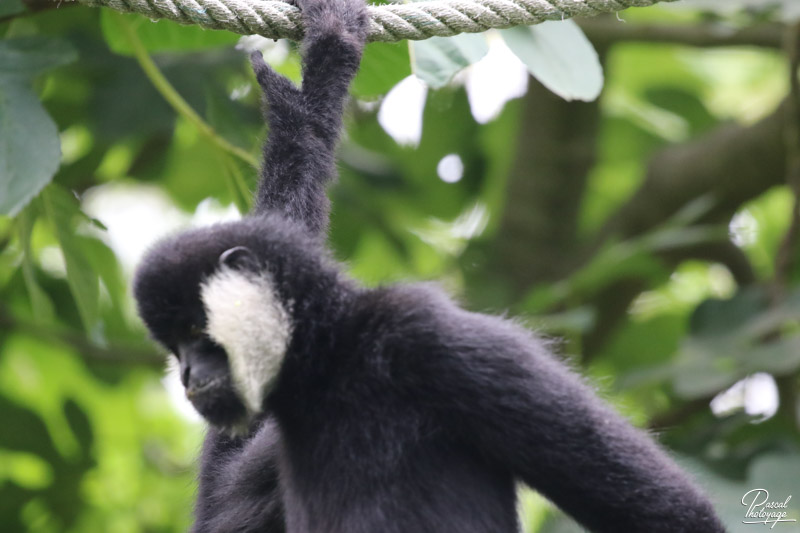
[67,0,676,42]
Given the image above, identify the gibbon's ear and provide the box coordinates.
[219,246,258,271]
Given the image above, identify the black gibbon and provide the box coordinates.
[133,0,727,531]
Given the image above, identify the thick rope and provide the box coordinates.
[67,0,676,42]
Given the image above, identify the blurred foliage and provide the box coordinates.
[1,0,800,531]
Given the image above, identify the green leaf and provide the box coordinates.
[0,81,62,216]
[162,123,232,209]
[501,20,603,102]
[17,205,56,322]
[689,288,766,337]
[41,187,101,341]
[75,236,125,315]
[411,34,488,89]
[670,0,800,22]
[522,241,667,312]
[101,11,238,55]
[219,154,252,214]
[671,287,800,398]
[0,37,75,216]
[74,234,145,341]
[0,0,25,17]
[352,42,411,98]
[0,37,78,81]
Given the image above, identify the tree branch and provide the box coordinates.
[578,17,784,49]
[0,307,164,368]
[0,0,76,24]
[600,103,788,241]
[773,22,800,295]
[582,103,788,358]
[113,12,259,170]
[488,69,603,292]
[647,396,715,432]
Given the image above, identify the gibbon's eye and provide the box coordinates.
[189,324,205,338]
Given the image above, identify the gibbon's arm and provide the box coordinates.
[192,420,285,533]
[250,0,368,236]
[413,312,725,533]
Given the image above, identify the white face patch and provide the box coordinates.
[200,267,292,414]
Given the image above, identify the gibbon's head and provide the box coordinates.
[133,215,335,431]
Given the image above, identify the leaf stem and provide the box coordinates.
[216,150,253,213]
[113,13,259,168]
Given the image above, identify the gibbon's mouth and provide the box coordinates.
[185,376,248,429]
[185,376,228,399]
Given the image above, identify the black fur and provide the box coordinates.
[132,0,727,531]
[193,418,285,532]
[250,0,367,234]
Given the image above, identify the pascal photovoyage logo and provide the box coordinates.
[742,489,797,528]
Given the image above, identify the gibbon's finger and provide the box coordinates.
[250,51,301,108]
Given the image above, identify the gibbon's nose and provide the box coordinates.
[176,344,193,387]
[177,339,230,392]
[180,358,191,388]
